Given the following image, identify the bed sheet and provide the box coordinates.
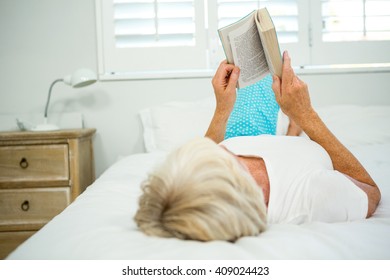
[7,105,390,260]
[7,144,390,260]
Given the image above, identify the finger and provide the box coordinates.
[215,61,235,83]
[226,67,240,92]
[283,51,291,68]
[212,61,226,85]
[281,51,294,83]
[218,59,234,71]
[272,75,281,103]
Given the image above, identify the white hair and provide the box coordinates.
[134,137,267,241]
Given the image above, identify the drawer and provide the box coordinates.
[0,187,70,231]
[0,144,69,185]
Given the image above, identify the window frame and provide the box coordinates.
[310,0,390,65]
[96,0,210,79]
[96,0,390,81]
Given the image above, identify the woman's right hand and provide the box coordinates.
[211,60,240,117]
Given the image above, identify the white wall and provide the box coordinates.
[1,0,389,177]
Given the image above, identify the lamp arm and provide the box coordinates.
[44,79,64,118]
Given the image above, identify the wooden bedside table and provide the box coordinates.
[0,128,96,259]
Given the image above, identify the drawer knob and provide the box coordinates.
[21,200,30,211]
[19,157,29,169]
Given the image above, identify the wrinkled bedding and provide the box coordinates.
[7,105,390,259]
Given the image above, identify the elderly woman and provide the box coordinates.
[134,51,381,242]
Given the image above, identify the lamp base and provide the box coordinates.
[31,117,59,131]
[32,123,59,131]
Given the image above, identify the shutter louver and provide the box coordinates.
[322,0,390,42]
[113,0,195,47]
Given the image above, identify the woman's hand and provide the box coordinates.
[206,61,240,143]
[272,51,313,127]
[211,60,240,117]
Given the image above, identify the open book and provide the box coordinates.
[218,7,282,88]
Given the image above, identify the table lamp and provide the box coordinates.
[33,68,97,131]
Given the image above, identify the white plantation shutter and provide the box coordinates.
[96,0,390,79]
[311,0,390,64]
[321,0,390,42]
[96,0,208,76]
[113,0,196,47]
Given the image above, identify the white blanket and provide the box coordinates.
[7,105,390,259]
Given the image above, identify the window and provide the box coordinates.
[322,0,390,42]
[96,0,390,79]
[311,0,390,64]
[113,0,196,48]
[96,0,209,77]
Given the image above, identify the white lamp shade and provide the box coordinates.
[63,68,97,88]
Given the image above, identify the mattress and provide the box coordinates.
[7,105,390,259]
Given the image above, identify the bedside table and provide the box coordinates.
[0,128,96,259]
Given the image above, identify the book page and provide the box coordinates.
[229,14,269,88]
[218,11,257,64]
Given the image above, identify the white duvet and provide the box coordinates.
[7,105,390,259]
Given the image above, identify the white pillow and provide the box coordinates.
[139,97,215,152]
[140,100,390,152]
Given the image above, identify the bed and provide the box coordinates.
[7,99,390,260]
